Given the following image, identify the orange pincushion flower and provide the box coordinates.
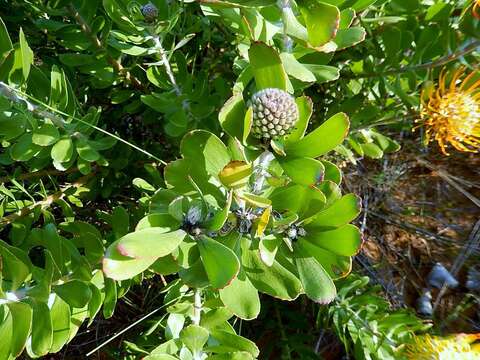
[418,67,480,155]
[405,333,480,360]
[474,0,480,19]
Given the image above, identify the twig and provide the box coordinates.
[192,289,202,326]
[433,221,480,314]
[369,211,459,246]
[0,167,80,184]
[0,82,65,129]
[67,4,145,91]
[274,303,292,360]
[0,82,167,165]
[349,40,480,79]
[417,159,480,208]
[151,35,182,97]
[86,292,186,356]
[0,173,94,226]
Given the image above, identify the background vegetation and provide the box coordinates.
[0,0,479,359]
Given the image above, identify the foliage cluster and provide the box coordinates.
[0,0,478,359]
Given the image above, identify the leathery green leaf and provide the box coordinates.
[241,239,301,301]
[7,302,32,357]
[248,42,287,91]
[286,113,349,158]
[197,235,240,289]
[299,1,340,47]
[295,241,336,304]
[303,224,362,256]
[298,238,352,280]
[305,194,362,229]
[103,229,186,280]
[219,268,260,320]
[279,157,325,186]
[284,96,313,144]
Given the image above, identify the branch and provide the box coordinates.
[67,4,146,91]
[0,82,65,129]
[0,173,94,226]
[349,40,480,79]
[0,167,80,184]
[192,289,202,325]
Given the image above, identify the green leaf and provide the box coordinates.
[10,133,41,162]
[49,296,71,353]
[270,184,326,218]
[7,302,32,357]
[0,308,12,360]
[298,238,352,279]
[51,136,74,163]
[248,42,287,90]
[207,191,233,231]
[53,280,92,308]
[0,112,27,140]
[87,283,103,326]
[303,224,362,256]
[295,242,336,304]
[76,138,100,162]
[197,235,240,289]
[241,239,301,300]
[30,301,53,356]
[200,307,233,331]
[306,194,361,229]
[279,157,325,186]
[0,240,30,290]
[209,329,259,357]
[103,229,186,280]
[286,113,349,158]
[361,142,383,158]
[284,96,313,144]
[219,94,246,140]
[132,178,156,192]
[218,162,253,190]
[180,130,231,178]
[334,27,366,50]
[180,325,209,355]
[282,6,308,42]
[339,8,356,29]
[151,255,180,275]
[103,278,117,319]
[135,213,180,232]
[321,160,342,185]
[0,16,13,65]
[243,107,253,145]
[239,193,271,208]
[19,28,33,81]
[280,53,316,83]
[32,123,60,146]
[259,235,282,266]
[219,269,260,320]
[298,1,340,47]
[112,206,129,238]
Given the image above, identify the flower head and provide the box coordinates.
[418,67,480,155]
[250,88,299,140]
[405,333,480,360]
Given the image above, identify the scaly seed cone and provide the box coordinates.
[250,88,299,140]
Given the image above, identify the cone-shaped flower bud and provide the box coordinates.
[250,88,298,139]
[141,2,159,22]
